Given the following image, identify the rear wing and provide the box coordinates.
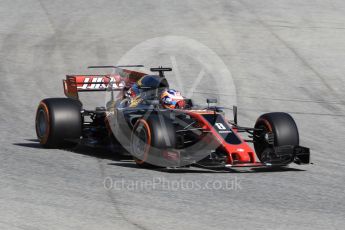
[63,68,147,100]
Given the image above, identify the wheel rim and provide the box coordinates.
[254,123,272,162]
[132,124,150,160]
[37,109,47,138]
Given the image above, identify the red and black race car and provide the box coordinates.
[35,66,310,168]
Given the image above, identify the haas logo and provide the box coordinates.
[77,75,125,90]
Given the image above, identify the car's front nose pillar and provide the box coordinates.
[223,143,257,165]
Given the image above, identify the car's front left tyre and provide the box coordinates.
[131,114,176,168]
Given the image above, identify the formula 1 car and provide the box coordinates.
[35,66,310,168]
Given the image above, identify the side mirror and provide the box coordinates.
[206,98,217,104]
[206,98,217,108]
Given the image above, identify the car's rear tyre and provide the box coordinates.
[35,98,82,148]
[131,114,176,168]
[254,112,299,163]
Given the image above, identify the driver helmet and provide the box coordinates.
[161,89,185,109]
[126,75,168,99]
